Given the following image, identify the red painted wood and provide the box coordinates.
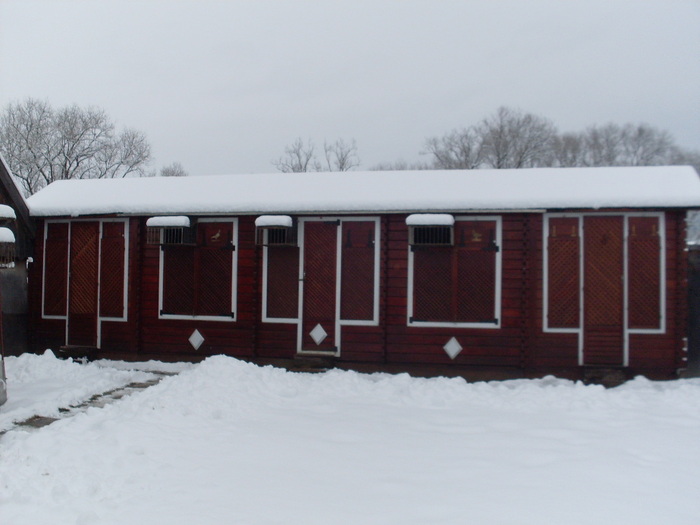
[43,222,69,316]
[412,220,497,323]
[628,216,661,329]
[265,246,299,319]
[99,221,125,318]
[162,246,195,315]
[340,221,375,321]
[197,222,234,317]
[583,216,624,365]
[28,211,686,378]
[301,221,337,352]
[68,221,99,346]
[547,217,580,328]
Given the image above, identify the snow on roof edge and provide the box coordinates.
[26,166,700,218]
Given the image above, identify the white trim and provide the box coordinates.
[406,215,502,329]
[45,218,132,348]
[542,213,583,337]
[543,212,666,367]
[261,228,301,324]
[157,217,238,322]
[41,219,70,321]
[625,213,667,340]
[338,217,381,327]
[96,219,130,323]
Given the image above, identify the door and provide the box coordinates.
[298,219,379,354]
[300,221,338,353]
[67,221,100,346]
[583,216,624,365]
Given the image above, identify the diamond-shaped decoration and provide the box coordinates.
[443,337,462,360]
[309,323,328,345]
[189,329,205,351]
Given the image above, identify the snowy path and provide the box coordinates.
[1,353,699,525]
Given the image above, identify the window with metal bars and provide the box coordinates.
[160,221,236,319]
[147,225,197,245]
[409,225,454,246]
[410,219,499,325]
[256,225,298,246]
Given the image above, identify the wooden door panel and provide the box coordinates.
[340,221,375,321]
[301,222,337,352]
[628,217,661,329]
[44,222,69,316]
[68,222,99,346]
[583,216,624,365]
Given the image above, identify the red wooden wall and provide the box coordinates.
[27,211,689,379]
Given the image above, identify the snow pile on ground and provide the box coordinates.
[1,355,700,525]
[0,350,158,432]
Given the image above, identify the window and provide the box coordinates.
[408,217,501,327]
[160,219,237,320]
[255,215,297,246]
[407,214,455,246]
[146,216,195,245]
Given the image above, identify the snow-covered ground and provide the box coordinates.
[1,352,699,525]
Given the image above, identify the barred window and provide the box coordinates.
[410,219,500,325]
[161,220,236,319]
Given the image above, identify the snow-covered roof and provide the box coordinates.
[146,216,190,228]
[26,166,700,217]
[0,204,16,220]
[0,227,15,243]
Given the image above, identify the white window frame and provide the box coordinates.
[543,212,666,367]
[261,227,300,324]
[157,217,238,322]
[406,215,502,329]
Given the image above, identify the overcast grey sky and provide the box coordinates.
[1,0,698,175]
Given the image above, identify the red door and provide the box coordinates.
[67,222,100,346]
[300,221,338,353]
[583,216,624,365]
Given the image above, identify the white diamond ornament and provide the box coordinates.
[309,323,328,345]
[443,337,462,359]
[189,329,205,351]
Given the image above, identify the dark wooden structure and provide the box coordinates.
[0,153,33,404]
[25,167,700,380]
[0,154,33,353]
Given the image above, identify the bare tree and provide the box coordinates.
[477,107,557,169]
[0,98,151,195]
[160,161,188,177]
[322,138,360,171]
[424,107,556,170]
[551,132,586,167]
[272,138,318,173]
[371,159,432,171]
[424,128,483,169]
[273,137,359,172]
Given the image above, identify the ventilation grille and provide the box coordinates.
[409,226,454,246]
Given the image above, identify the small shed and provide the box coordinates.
[0,153,33,358]
[25,166,700,380]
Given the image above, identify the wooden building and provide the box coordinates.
[0,153,33,404]
[25,166,700,380]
